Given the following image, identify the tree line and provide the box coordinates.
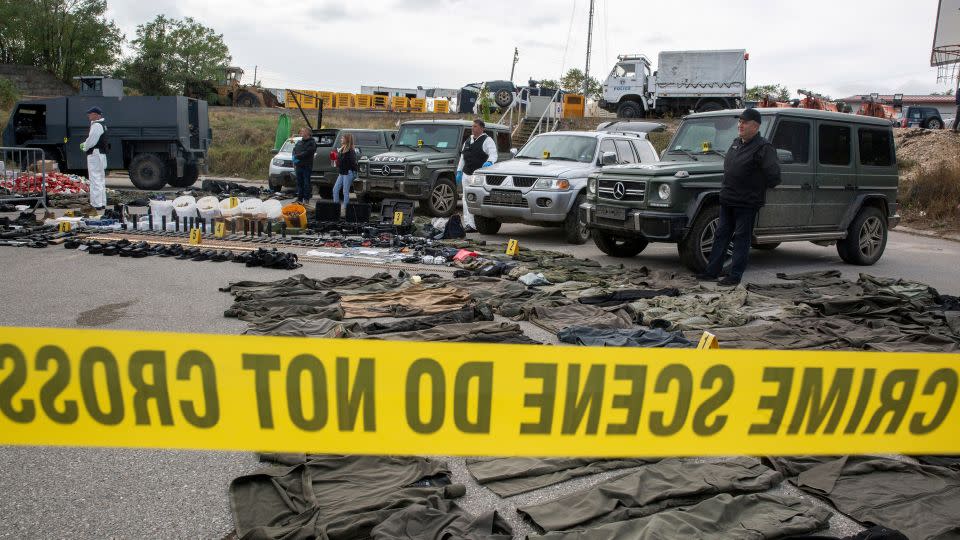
[0,0,231,96]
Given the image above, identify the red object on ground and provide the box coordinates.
[0,172,89,195]
[453,248,479,262]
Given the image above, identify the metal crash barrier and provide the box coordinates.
[0,147,48,209]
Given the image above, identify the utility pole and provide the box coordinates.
[584,0,595,95]
[253,65,258,86]
[510,48,519,83]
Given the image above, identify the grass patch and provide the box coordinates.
[899,160,960,223]
[647,131,673,155]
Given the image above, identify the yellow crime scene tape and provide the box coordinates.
[0,326,957,457]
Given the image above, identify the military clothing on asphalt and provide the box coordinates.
[519,457,783,532]
[530,492,831,540]
[466,458,654,497]
[765,456,960,540]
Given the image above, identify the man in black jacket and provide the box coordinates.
[292,128,317,203]
[697,108,781,286]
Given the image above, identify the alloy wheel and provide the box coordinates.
[859,216,883,258]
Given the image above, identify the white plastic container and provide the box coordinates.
[239,198,264,217]
[196,196,221,219]
[172,195,197,218]
[262,199,283,219]
[219,197,242,218]
[149,199,174,220]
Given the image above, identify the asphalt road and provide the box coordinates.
[0,224,956,539]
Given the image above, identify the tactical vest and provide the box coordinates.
[461,134,489,175]
[87,121,108,155]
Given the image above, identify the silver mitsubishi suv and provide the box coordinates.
[463,129,659,243]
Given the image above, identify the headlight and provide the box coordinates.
[588,177,597,195]
[272,158,283,166]
[411,165,422,176]
[468,175,484,187]
[359,164,368,174]
[532,178,571,190]
[658,184,671,200]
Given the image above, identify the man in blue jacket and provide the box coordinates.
[697,108,781,286]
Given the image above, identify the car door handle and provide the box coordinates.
[801,183,812,190]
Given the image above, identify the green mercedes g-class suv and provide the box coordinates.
[355,119,513,216]
[580,108,900,271]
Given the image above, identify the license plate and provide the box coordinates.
[596,205,626,220]
[491,191,522,205]
[369,179,394,189]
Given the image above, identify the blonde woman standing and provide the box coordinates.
[332,133,359,217]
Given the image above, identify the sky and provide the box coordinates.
[105,0,959,99]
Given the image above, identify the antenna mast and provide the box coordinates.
[584,0,595,94]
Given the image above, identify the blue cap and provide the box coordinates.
[86,106,103,115]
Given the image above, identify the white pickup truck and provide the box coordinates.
[599,50,747,118]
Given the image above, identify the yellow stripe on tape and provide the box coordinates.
[0,327,958,456]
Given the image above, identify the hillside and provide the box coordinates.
[206,108,676,180]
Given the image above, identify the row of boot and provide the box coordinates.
[64,239,301,269]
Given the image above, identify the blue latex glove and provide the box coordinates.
[292,157,299,165]
[455,170,463,184]
[482,161,493,168]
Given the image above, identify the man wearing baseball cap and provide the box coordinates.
[697,108,780,286]
[80,106,108,212]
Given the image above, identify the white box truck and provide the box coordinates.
[599,49,747,118]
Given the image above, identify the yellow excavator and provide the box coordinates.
[206,66,281,108]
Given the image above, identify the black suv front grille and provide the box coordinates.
[598,179,646,202]
[484,175,506,186]
[369,164,405,177]
[512,176,537,188]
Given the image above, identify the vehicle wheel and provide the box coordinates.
[317,186,334,199]
[474,215,501,235]
[752,242,780,251]
[128,154,168,190]
[426,177,457,217]
[696,101,724,112]
[926,118,943,130]
[678,205,732,272]
[837,206,887,265]
[563,194,590,244]
[168,164,199,188]
[236,92,259,108]
[617,101,642,118]
[592,231,647,257]
[268,176,283,191]
[494,89,513,108]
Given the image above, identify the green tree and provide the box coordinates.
[0,0,122,82]
[533,79,560,92]
[560,68,602,99]
[477,83,492,123]
[0,77,20,110]
[746,84,791,102]
[121,15,231,96]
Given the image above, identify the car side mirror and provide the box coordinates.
[776,149,794,164]
[270,147,278,153]
[356,147,362,155]
[510,148,518,156]
[601,151,617,166]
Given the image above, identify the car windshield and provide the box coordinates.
[395,125,460,150]
[279,140,296,153]
[516,135,597,162]
[667,116,772,160]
